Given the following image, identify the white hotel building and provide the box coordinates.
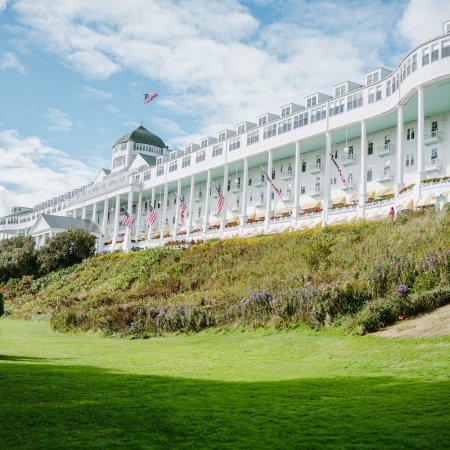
[2,21,450,252]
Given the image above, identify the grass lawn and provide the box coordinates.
[0,319,449,449]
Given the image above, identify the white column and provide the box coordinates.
[203,170,211,236]
[134,191,143,242]
[112,194,120,248]
[220,165,229,236]
[160,183,169,244]
[240,158,249,230]
[293,140,301,219]
[124,191,133,252]
[101,198,109,235]
[174,179,182,236]
[264,150,273,231]
[148,187,156,243]
[416,86,425,194]
[81,206,86,219]
[322,131,331,226]
[91,202,97,224]
[359,120,367,219]
[396,105,404,194]
[187,175,195,241]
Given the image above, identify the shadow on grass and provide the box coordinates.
[0,354,48,362]
[0,359,448,449]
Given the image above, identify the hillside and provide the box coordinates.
[3,209,450,337]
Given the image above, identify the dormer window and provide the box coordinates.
[258,116,267,126]
[307,97,317,108]
[334,85,347,97]
[201,139,208,148]
[237,124,245,134]
[170,152,177,160]
[185,145,191,154]
[281,106,291,117]
[219,132,226,142]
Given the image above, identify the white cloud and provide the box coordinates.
[0,130,97,216]
[398,0,450,46]
[77,85,113,101]
[0,51,26,74]
[0,0,7,12]
[45,109,73,132]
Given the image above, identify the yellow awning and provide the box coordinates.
[277,207,291,215]
[301,201,321,210]
[226,218,239,225]
[247,213,256,220]
[209,220,220,227]
[397,198,414,210]
[417,194,434,207]
[256,211,266,219]
[349,193,359,202]
[376,187,394,197]
[331,196,346,206]
[368,191,376,199]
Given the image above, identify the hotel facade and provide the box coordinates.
[2,21,450,252]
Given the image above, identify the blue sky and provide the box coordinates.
[1,0,449,216]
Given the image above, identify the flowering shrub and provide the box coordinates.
[241,289,273,317]
[399,183,415,195]
[396,284,410,298]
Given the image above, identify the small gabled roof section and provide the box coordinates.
[29,214,102,237]
[94,168,111,184]
[113,126,166,149]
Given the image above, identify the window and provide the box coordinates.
[431,43,439,62]
[294,112,308,128]
[385,135,391,147]
[271,169,276,180]
[287,163,293,175]
[407,127,415,140]
[386,79,392,97]
[236,177,241,188]
[201,139,208,148]
[218,132,226,142]
[384,159,391,170]
[329,99,344,116]
[307,97,317,107]
[198,188,203,199]
[367,167,373,182]
[410,152,415,166]
[368,88,375,104]
[442,39,450,58]
[330,172,337,185]
[263,124,277,139]
[113,157,125,169]
[248,178,252,186]
[311,106,326,123]
[278,118,292,134]
[332,149,338,159]
[229,137,240,151]
[348,171,354,184]
[281,106,291,117]
[212,144,223,157]
[406,57,412,76]
[347,92,363,110]
[315,177,321,191]
[259,191,264,203]
[156,165,164,176]
[185,145,191,154]
[198,207,202,218]
[431,148,438,160]
[227,180,231,191]
[247,130,259,145]
[302,159,306,173]
[335,85,346,97]
[182,156,191,168]
[258,116,267,126]
[169,161,177,172]
[422,47,430,66]
[412,53,417,71]
[195,150,205,163]
[368,141,373,155]
[406,153,410,166]
[237,124,245,134]
[301,181,306,194]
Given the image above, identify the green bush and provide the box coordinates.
[0,236,39,282]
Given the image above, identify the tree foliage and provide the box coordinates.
[37,227,96,275]
[0,236,39,282]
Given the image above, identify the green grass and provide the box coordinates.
[1,319,449,449]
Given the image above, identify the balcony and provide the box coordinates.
[281,170,294,181]
[308,186,323,197]
[377,143,396,157]
[425,158,443,173]
[253,198,265,207]
[253,179,265,188]
[376,169,394,182]
[424,130,441,145]
[230,185,241,194]
[340,154,356,166]
[309,162,323,174]
[281,194,294,204]
[339,179,357,190]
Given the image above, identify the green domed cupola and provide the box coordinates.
[113,126,166,149]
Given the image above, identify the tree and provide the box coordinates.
[37,227,96,274]
[0,236,39,283]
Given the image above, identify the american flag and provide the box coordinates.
[180,201,187,223]
[122,209,133,229]
[147,204,157,226]
[144,92,158,104]
[262,168,283,199]
[329,153,347,185]
[217,193,225,214]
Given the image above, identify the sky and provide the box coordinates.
[1,0,449,216]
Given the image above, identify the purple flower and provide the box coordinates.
[396,284,410,298]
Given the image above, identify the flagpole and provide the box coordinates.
[260,166,293,219]
[140,92,144,126]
